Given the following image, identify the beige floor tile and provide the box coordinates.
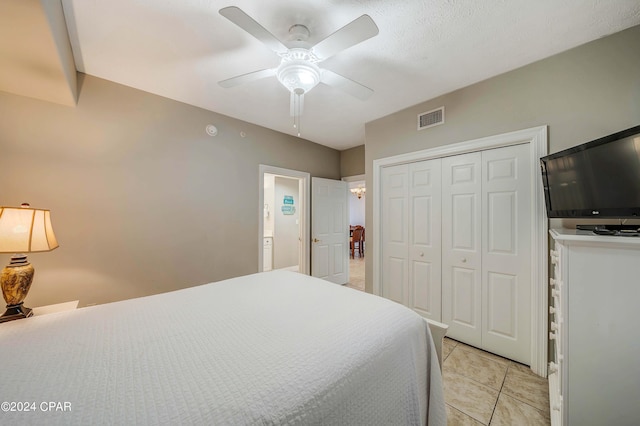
[446,404,485,426]
[346,256,365,291]
[508,360,535,375]
[454,341,510,367]
[490,393,550,426]
[502,365,550,414]
[443,369,499,424]
[443,337,457,361]
[444,347,508,390]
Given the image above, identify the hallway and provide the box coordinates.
[346,255,365,291]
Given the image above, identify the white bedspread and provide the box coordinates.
[0,271,446,425]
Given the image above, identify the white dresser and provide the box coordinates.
[549,229,640,426]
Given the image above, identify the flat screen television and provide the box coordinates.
[540,124,640,219]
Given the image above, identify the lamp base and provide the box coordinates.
[0,303,33,323]
[1,255,35,324]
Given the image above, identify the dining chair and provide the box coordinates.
[350,226,364,258]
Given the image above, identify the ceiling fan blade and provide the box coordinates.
[219,7,288,55]
[321,70,373,100]
[218,69,276,88]
[312,15,379,61]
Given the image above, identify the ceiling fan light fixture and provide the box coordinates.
[276,49,321,94]
[276,49,322,137]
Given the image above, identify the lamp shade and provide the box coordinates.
[0,204,58,253]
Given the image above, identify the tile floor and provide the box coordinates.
[442,338,550,425]
[346,254,365,291]
[345,256,550,426]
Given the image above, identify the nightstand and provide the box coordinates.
[32,300,79,317]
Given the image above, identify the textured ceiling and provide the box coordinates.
[5,1,640,150]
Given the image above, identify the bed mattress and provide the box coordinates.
[0,270,445,425]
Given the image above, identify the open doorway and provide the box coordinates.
[343,174,366,291]
[259,165,310,275]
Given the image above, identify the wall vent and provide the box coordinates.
[418,106,444,130]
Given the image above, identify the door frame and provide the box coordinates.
[342,174,366,183]
[372,126,548,376]
[342,173,366,257]
[342,174,366,224]
[259,165,310,275]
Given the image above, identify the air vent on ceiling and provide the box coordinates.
[418,106,444,130]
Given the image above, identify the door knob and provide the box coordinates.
[461,257,467,263]
[313,238,320,243]
[420,252,424,257]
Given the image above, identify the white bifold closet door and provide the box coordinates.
[442,143,531,363]
[441,152,483,347]
[381,143,531,363]
[481,144,531,363]
[381,160,442,321]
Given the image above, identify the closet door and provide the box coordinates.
[481,144,531,364]
[381,164,409,305]
[442,152,482,347]
[408,160,442,321]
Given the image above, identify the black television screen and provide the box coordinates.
[540,125,640,218]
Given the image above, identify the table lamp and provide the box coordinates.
[0,203,59,323]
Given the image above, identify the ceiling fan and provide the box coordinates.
[218,6,379,136]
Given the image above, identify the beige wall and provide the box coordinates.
[364,25,640,293]
[0,74,340,307]
[340,144,365,177]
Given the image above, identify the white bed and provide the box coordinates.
[0,270,446,425]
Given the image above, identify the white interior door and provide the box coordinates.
[481,144,531,363]
[442,152,483,348]
[381,164,409,305]
[408,160,442,321]
[311,177,349,284]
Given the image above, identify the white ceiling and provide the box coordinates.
[23,1,640,149]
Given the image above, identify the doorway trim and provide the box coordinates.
[259,165,310,275]
[372,126,548,376]
[342,174,365,183]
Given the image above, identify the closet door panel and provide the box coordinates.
[482,144,531,364]
[386,257,406,304]
[442,152,482,347]
[381,164,409,305]
[486,271,517,336]
[409,160,442,320]
[452,194,476,249]
[451,266,477,326]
